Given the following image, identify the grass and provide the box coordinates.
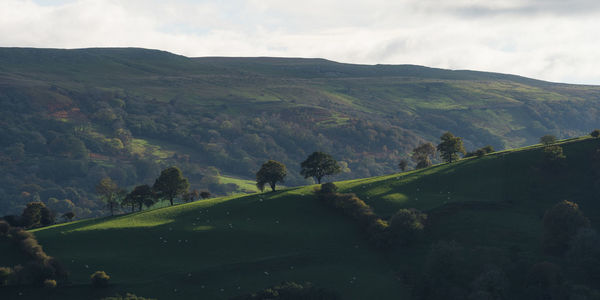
[3,136,599,299]
[217,175,260,193]
[19,190,405,299]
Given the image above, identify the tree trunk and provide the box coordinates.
[138,203,142,211]
[131,204,134,213]
[316,176,322,184]
[169,197,173,206]
[270,182,276,192]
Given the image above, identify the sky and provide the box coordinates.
[2,0,600,84]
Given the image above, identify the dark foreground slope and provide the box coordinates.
[2,47,600,218]
[2,136,599,299]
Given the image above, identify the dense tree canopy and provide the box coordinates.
[437,132,466,163]
[300,152,341,184]
[398,159,408,172]
[123,184,156,212]
[96,177,122,216]
[21,201,54,228]
[543,200,590,255]
[256,160,287,192]
[153,167,189,206]
[412,142,436,169]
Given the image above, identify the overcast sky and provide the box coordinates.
[2,0,600,84]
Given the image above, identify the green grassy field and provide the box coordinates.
[3,136,600,299]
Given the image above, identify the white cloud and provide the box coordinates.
[1,0,600,84]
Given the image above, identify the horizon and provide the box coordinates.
[1,45,588,86]
[3,0,600,85]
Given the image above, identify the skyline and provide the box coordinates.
[2,0,600,84]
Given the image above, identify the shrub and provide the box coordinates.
[332,194,377,226]
[20,237,48,261]
[543,200,590,255]
[540,135,558,145]
[541,145,566,172]
[21,201,54,228]
[91,271,110,288]
[315,187,390,248]
[9,227,34,241]
[319,182,338,195]
[367,219,392,248]
[390,209,427,246]
[591,129,600,138]
[45,257,69,281]
[0,266,13,286]
[44,279,57,288]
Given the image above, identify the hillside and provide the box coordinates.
[2,136,599,299]
[2,47,600,219]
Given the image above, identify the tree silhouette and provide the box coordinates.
[153,167,189,206]
[300,152,341,184]
[96,177,123,216]
[412,142,436,169]
[124,184,156,212]
[256,160,287,192]
[398,159,409,172]
[437,132,466,163]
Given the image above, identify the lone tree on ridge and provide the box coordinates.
[412,142,436,169]
[437,132,466,163]
[153,166,189,206]
[300,152,341,184]
[256,160,287,192]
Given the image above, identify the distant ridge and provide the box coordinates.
[0,47,562,86]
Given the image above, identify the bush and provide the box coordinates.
[315,188,390,248]
[543,200,590,255]
[44,278,57,288]
[319,182,338,195]
[21,202,54,228]
[20,237,48,261]
[367,218,392,248]
[465,145,495,158]
[540,135,558,145]
[9,227,34,241]
[591,129,600,138]
[332,194,378,225]
[0,266,13,286]
[91,271,110,288]
[390,209,427,246]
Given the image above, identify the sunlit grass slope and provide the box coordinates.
[7,136,600,299]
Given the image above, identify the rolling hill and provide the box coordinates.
[2,136,599,299]
[2,47,600,219]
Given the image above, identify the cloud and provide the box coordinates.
[1,0,600,84]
